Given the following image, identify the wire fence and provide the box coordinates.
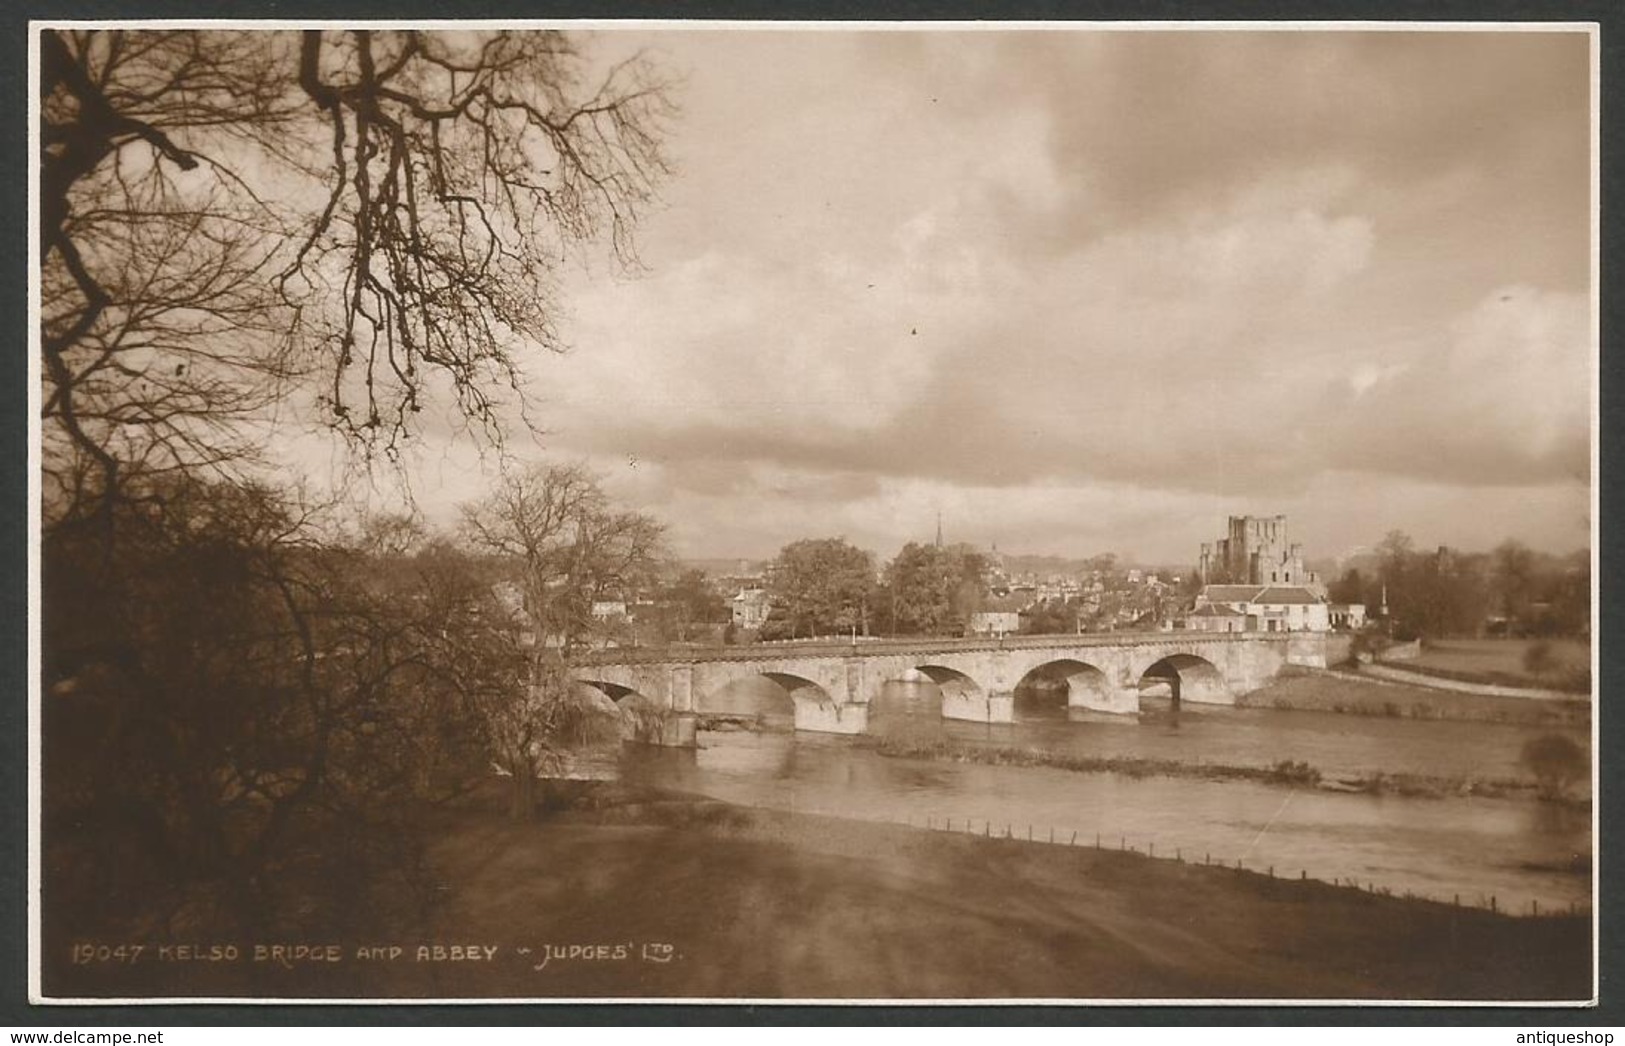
[883,810,1590,921]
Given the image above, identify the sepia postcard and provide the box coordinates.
[30,19,1599,1005]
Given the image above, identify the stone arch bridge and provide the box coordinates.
[573,631,1339,741]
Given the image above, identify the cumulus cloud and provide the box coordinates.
[281,28,1593,562]
[1320,287,1591,486]
[544,180,1385,497]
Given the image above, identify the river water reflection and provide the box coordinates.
[620,687,1592,913]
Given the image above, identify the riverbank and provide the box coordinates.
[44,788,1592,1001]
[1237,669,1590,728]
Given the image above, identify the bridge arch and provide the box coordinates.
[698,671,838,732]
[578,679,668,742]
[1013,659,1113,719]
[578,678,643,703]
[869,663,989,732]
[1136,652,1231,707]
[914,664,981,702]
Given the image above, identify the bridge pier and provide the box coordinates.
[653,712,699,747]
[941,690,1014,724]
[1177,676,1236,706]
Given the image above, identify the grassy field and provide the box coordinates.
[45,792,1592,1002]
[1400,638,1591,690]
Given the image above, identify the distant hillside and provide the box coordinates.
[682,557,766,578]
[998,553,1145,577]
[1000,554,1092,576]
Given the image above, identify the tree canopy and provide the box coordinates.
[43,477,500,936]
[460,462,665,658]
[1362,530,1586,640]
[763,538,876,640]
[650,568,730,643]
[880,542,988,636]
[458,463,665,815]
[41,28,673,524]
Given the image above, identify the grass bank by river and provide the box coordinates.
[1403,638,1591,692]
[1239,669,1590,728]
[45,789,1591,1001]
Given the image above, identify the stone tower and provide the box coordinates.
[1206,515,1321,590]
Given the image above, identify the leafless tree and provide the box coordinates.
[40,28,675,526]
[460,462,665,816]
[281,29,673,454]
[41,30,302,528]
[461,462,665,655]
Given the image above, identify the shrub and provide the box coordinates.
[1347,630,1386,664]
[1269,760,1321,786]
[1520,734,1586,800]
[1523,640,1557,679]
[1559,664,1593,694]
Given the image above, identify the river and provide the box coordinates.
[618,682,1592,914]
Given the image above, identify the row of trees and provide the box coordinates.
[1330,531,1589,640]
[641,569,731,643]
[750,527,1591,644]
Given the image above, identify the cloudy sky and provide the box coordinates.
[380,26,1594,565]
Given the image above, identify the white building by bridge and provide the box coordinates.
[1190,584,1331,633]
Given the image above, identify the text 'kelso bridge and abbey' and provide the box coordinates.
[573,630,1350,744]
